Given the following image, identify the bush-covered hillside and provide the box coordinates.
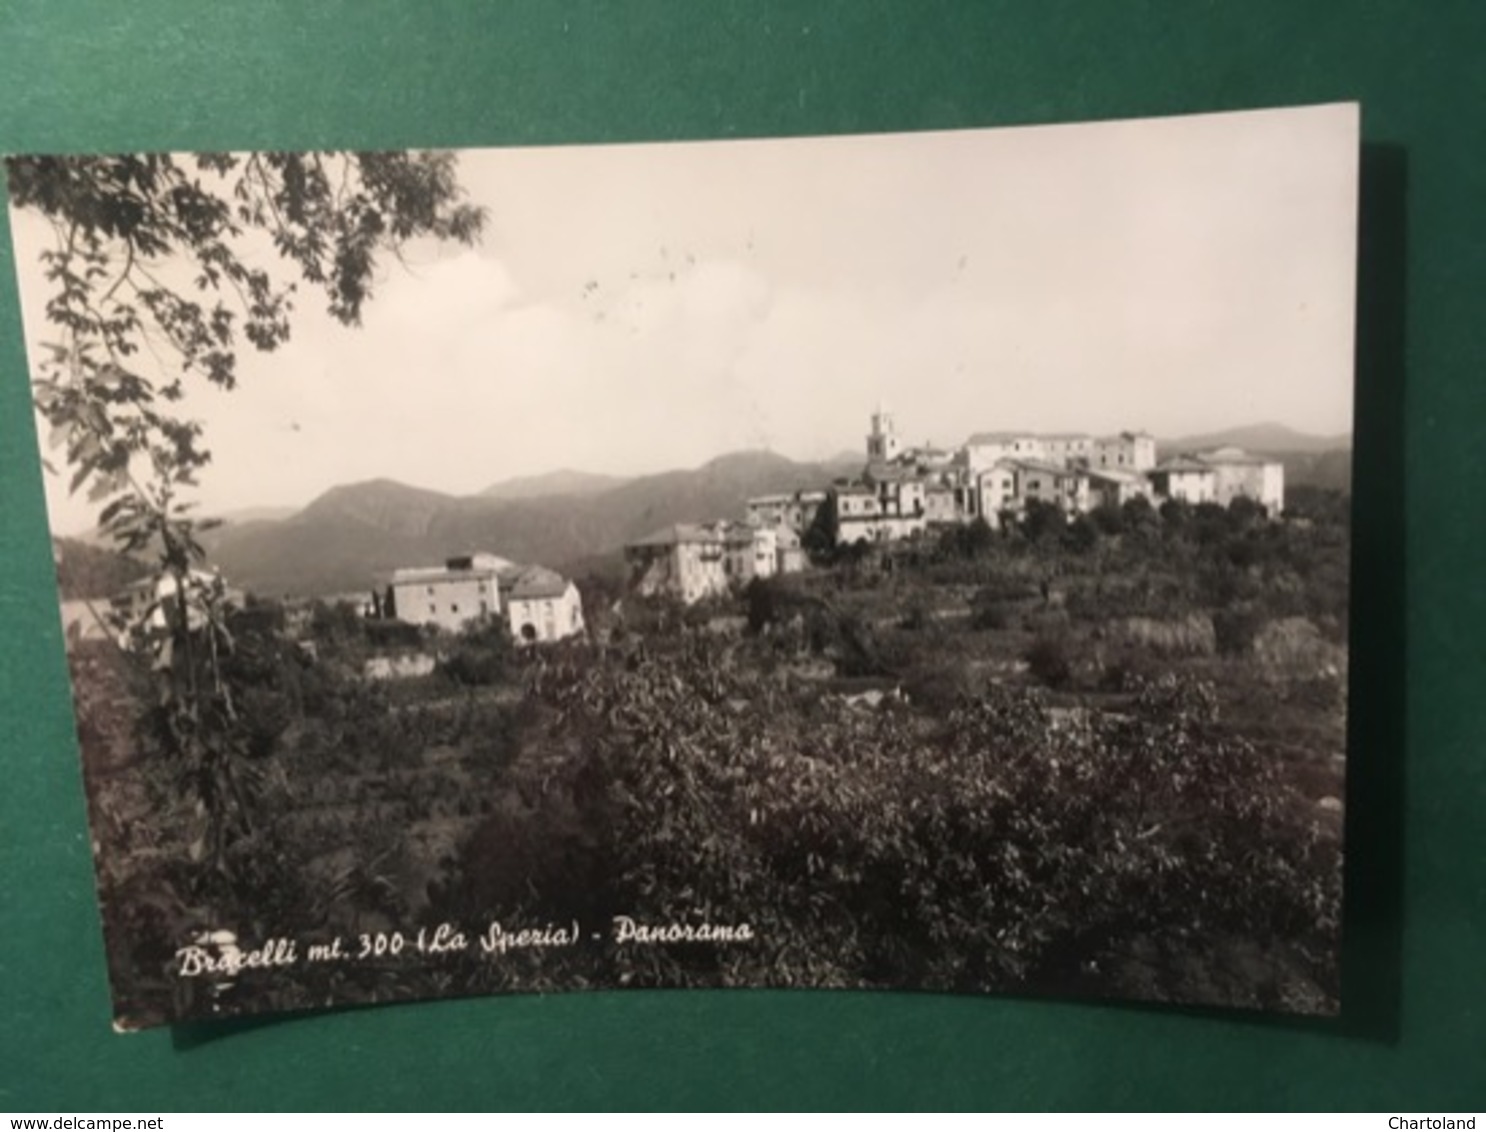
[71,489,1349,1026]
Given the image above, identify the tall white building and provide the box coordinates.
[390,553,508,633]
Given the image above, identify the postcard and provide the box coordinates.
[3,103,1358,1029]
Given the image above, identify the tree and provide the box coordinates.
[937,515,995,560]
[7,150,486,870]
[1062,514,1099,555]
[1021,498,1065,543]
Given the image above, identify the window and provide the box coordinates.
[428,604,436,615]
[427,585,435,595]
[451,603,459,614]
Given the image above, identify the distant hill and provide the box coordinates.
[1277,448,1352,492]
[52,537,150,600]
[201,505,300,526]
[201,450,843,598]
[1162,422,1351,455]
[820,451,867,479]
[479,468,628,500]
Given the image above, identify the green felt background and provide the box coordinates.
[0,0,1480,1112]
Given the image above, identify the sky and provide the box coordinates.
[7,103,1360,535]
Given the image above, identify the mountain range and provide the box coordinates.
[1159,421,1352,455]
[68,426,1350,600]
[196,450,859,598]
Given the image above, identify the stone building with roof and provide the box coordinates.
[389,552,509,634]
[502,564,586,644]
[624,524,729,605]
[1086,467,1151,509]
[1012,459,1093,514]
[387,551,583,642]
[1148,458,1218,505]
[625,520,795,605]
[1092,431,1158,472]
[1196,447,1286,515]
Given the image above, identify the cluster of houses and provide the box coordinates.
[379,552,586,644]
[811,408,1286,543]
[620,409,1286,605]
[623,520,807,606]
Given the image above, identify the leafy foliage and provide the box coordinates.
[11,151,484,538]
[439,620,514,687]
[12,149,486,900]
[429,634,1340,1004]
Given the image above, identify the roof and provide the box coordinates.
[627,523,723,548]
[392,563,501,584]
[864,464,922,483]
[1085,468,1145,485]
[447,552,513,572]
[1151,458,1217,475]
[966,431,1038,446]
[1195,447,1277,467]
[1014,459,1088,477]
[713,520,758,544]
[980,458,1022,474]
[508,566,571,600]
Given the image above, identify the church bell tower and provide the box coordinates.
[867,406,902,463]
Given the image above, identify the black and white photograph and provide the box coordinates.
[4,102,1358,1030]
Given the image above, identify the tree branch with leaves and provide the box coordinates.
[7,148,486,872]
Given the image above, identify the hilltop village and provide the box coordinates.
[70,409,1287,649]
[622,409,1285,608]
[322,408,1288,637]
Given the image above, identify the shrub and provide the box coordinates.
[1089,502,1126,535]
[1025,635,1073,689]
[937,517,996,560]
[1212,606,1265,656]
[365,618,424,650]
[1122,495,1158,530]
[1063,515,1099,555]
[1107,614,1216,657]
[438,620,513,686]
[971,599,1016,631]
[899,602,932,631]
[1022,500,1066,543]
[744,576,784,633]
[1228,495,1268,526]
[1253,617,1344,679]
